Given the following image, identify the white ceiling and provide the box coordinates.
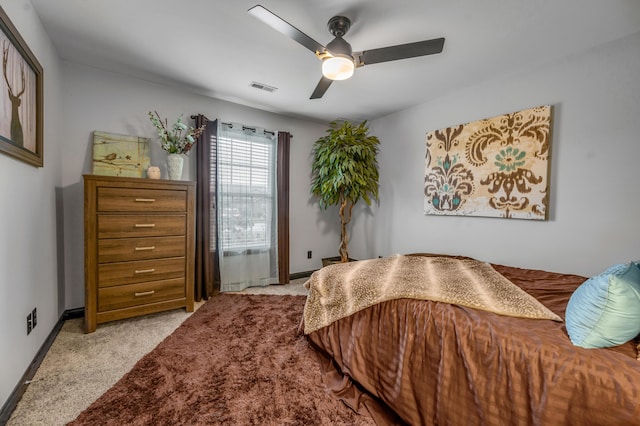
[30,0,640,123]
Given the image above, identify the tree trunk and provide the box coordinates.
[338,197,354,263]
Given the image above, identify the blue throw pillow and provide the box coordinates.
[565,262,640,348]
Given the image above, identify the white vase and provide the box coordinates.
[166,154,184,180]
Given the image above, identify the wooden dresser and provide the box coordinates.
[83,175,195,333]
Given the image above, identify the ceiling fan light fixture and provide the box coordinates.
[248,6,445,99]
[322,55,355,80]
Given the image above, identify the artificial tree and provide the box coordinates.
[310,120,380,263]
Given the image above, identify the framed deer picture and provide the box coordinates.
[0,6,43,167]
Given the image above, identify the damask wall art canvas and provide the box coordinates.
[424,105,551,220]
[92,131,150,177]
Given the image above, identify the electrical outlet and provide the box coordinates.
[27,313,32,335]
[307,250,312,259]
[32,307,37,329]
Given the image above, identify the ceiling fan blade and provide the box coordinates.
[248,5,326,54]
[356,37,445,66]
[310,77,333,99]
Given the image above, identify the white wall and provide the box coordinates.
[59,61,337,309]
[351,31,640,277]
[0,0,63,410]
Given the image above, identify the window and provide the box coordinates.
[217,125,276,253]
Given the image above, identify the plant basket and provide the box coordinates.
[321,256,357,268]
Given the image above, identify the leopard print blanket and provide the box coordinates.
[302,254,562,334]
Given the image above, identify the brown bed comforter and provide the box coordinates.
[305,256,640,425]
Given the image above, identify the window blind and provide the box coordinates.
[217,126,276,252]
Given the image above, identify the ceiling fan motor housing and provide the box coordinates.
[327,16,351,37]
[324,16,355,80]
[326,36,352,56]
[326,16,353,57]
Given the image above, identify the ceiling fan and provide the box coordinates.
[248,5,445,99]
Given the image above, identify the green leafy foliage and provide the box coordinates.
[310,120,380,262]
[310,120,380,208]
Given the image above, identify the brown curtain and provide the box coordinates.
[277,131,291,284]
[193,115,220,300]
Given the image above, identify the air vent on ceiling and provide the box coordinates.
[250,81,278,93]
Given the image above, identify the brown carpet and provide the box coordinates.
[69,294,375,425]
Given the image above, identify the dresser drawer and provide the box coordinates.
[98,236,185,263]
[98,278,185,311]
[97,187,187,212]
[98,215,186,239]
[98,257,186,288]
[84,175,195,333]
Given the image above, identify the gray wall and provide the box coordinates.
[350,31,640,277]
[58,61,337,309]
[2,0,639,411]
[1,7,337,406]
[0,0,63,408]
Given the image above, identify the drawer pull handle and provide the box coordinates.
[135,198,156,203]
[134,268,155,274]
[135,246,156,251]
[135,223,156,228]
[134,290,156,297]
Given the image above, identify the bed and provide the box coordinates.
[301,254,640,425]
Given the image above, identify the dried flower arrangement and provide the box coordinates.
[148,111,205,155]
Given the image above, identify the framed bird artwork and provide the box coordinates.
[92,131,150,177]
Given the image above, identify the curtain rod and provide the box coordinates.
[221,122,273,135]
[221,122,292,138]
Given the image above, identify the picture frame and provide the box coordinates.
[424,105,551,220]
[92,131,150,177]
[0,6,43,167]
